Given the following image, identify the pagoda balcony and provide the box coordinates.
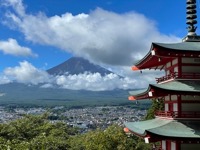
[156,72,200,83]
[155,111,200,119]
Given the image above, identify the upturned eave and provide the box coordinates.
[132,41,200,71]
[129,80,200,101]
[124,118,200,139]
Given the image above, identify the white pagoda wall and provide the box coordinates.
[165,58,200,76]
[161,140,176,150]
[171,141,176,150]
[162,140,166,150]
[165,59,178,76]
[164,95,178,112]
[164,94,200,114]
[172,58,178,65]
[165,103,169,111]
[173,103,178,111]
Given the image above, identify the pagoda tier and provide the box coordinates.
[125,1,200,149]
[129,80,200,100]
[132,41,200,84]
[125,118,200,142]
[133,42,200,71]
[125,41,200,149]
[129,80,200,119]
[125,117,200,149]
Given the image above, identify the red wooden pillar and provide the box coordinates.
[166,140,171,150]
[176,141,181,150]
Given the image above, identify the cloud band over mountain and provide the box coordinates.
[1,61,140,91]
[0,0,180,91]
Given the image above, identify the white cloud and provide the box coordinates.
[1,0,181,90]
[49,72,142,91]
[0,75,12,84]
[2,0,25,17]
[2,0,181,67]
[0,38,37,57]
[4,61,50,85]
[1,61,145,91]
[55,72,139,91]
[0,93,6,97]
[40,83,54,88]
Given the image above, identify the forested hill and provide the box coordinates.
[0,97,162,149]
[0,82,136,108]
[0,114,151,150]
[0,96,164,150]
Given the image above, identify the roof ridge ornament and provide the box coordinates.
[183,0,200,42]
[186,0,197,35]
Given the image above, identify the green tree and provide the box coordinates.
[68,124,136,150]
[145,98,164,120]
[0,114,78,149]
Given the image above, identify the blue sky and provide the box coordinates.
[0,0,197,90]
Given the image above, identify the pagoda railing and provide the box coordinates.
[155,111,200,118]
[156,72,200,83]
[155,111,174,118]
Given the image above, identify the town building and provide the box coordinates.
[124,1,200,150]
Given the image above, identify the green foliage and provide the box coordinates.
[135,142,152,150]
[0,113,154,150]
[145,98,164,120]
[133,138,152,150]
[0,114,77,149]
[68,125,136,150]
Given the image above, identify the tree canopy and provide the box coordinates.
[145,98,164,120]
[0,113,152,150]
[0,114,77,149]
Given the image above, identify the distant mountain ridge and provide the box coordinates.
[0,57,133,107]
[0,82,131,107]
[47,57,114,76]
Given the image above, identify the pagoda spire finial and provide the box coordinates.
[183,0,200,42]
[186,0,197,36]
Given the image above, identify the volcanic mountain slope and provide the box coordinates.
[47,57,114,76]
[0,57,133,107]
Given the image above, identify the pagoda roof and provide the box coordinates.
[153,41,200,51]
[133,41,200,70]
[124,118,200,138]
[129,80,200,100]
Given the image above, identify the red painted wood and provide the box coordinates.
[167,140,171,150]
[156,111,200,118]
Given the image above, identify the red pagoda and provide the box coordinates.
[124,0,200,150]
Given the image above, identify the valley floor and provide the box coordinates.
[0,105,147,131]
